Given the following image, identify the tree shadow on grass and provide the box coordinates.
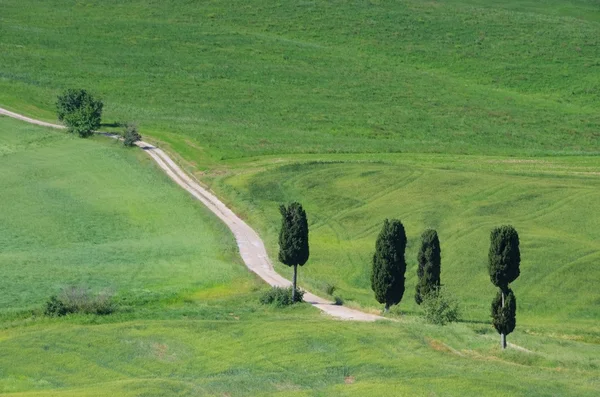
[101,121,126,128]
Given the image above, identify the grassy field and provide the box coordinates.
[0,116,253,316]
[205,153,600,329]
[2,116,598,397]
[1,0,599,161]
[1,0,599,395]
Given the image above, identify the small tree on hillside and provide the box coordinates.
[415,229,441,305]
[488,225,521,349]
[371,219,407,311]
[122,123,141,147]
[56,89,103,138]
[278,202,309,302]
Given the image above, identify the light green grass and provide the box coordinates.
[1,0,599,161]
[1,0,599,394]
[0,307,598,397]
[206,153,600,329]
[0,116,254,316]
[1,110,598,397]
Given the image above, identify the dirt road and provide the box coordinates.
[0,107,384,321]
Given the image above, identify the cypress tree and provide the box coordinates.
[415,229,441,305]
[371,219,407,311]
[491,288,516,338]
[278,202,309,302]
[488,225,520,349]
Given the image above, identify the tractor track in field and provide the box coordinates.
[0,106,384,322]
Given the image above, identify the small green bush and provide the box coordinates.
[421,287,460,325]
[122,123,141,147]
[44,286,115,316]
[259,286,304,307]
[324,283,336,296]
[333,296,344,306]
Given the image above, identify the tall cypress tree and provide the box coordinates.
[415,229,441,305]
[278,202,309,302]
[488,225,520,349]
[371,219,407,311]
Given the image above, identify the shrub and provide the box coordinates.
[259,286,304,307]
[421,287,460,325]
[324,283,336,296]
[333,296,344,306]
[56,89,103,138]
[122,123,141,147]
[44,286,115,316]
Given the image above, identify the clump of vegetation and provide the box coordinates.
[323,282,336,296]
[122,123,141,147]
[56,88,103,138]
[259,286,304,307]
[44,286,115,316]
[421,287,460,326]
[371,219,407,312]
[333,296,344,306]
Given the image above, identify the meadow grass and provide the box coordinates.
[1,0,599,161]
[0,296,598,397]
[205,153,600,329]
[1,108,598,397]
[0,116,253,316]
[1,0,599,394]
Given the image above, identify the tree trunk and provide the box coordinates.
[501,290,506,349]
[384,303,390,312]
[292,264,298,302]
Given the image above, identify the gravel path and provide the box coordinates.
[0,107,384,321]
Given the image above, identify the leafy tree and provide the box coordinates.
[415,229,441,305]
[56,89,103,138]
[371,219,407,311]
[278,202,309,302]
[122,123,141,147]
[488,225,521,349]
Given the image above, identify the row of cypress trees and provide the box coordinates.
[370,219,521,349]
[277,203,521,349]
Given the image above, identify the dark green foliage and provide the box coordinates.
[371,219,407,310]
[278,202,309,300]
[44,295,71,316]
[421,287,460,326]
[488,225,521,348]
[259,286,304,307]
[415,229,441,305]
[44,286,115,316]
[278,202,309,267]
[488,225,521,289]
[56,89,103,138]
[491,288,517,336]
[122,123,141,147]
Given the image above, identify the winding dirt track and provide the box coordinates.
[0,107,383,321]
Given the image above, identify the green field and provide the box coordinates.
[1,0,599,161]
[0,116,253,316]
[2,117,598,396]
[1,0,599,395]
[205,153,600,328]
